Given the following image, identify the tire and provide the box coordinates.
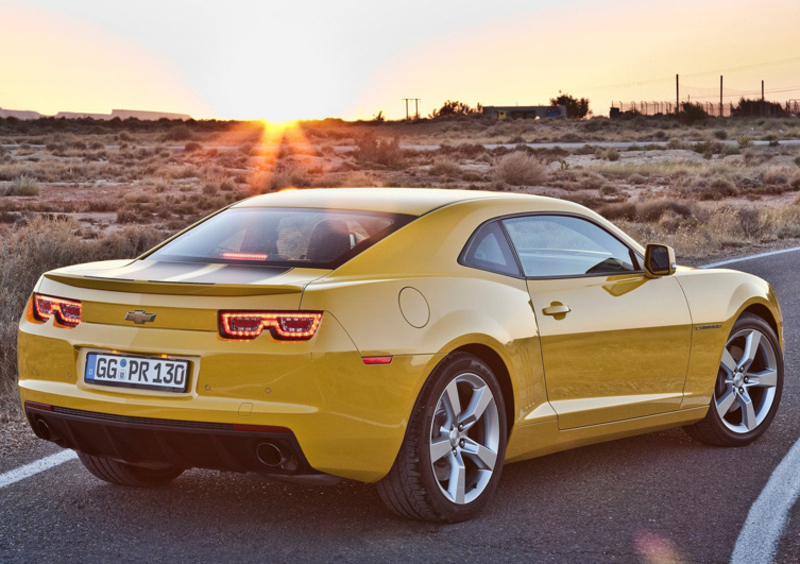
[78,452,184,487]
[684,313,783,447]
[377,352,507,522]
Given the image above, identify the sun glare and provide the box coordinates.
[243,119,315,194]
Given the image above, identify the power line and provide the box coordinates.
[578,56,800,92]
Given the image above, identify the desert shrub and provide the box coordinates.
[354,133,403,168]
[598,185,621,197]
[689,177,738,200]
[713,130,728,140]
[626,173,648,185]
[678,102,708,125]
[790,171,800,190]
[202,175,238,195]
[762,168,789,186]
[578,172,605,190]
[605,148,620,161]
[494,152,550,186]
[737,207,763,238]
[638,200,693,222]
[249,166,311,194]
[693,140,722,156]
[3,175,40,196]
[184,141,203,152]
[720,144,740,156]
[429,158,461,177]
[429,100,482,118]
[0,322,18,419]
[738,136,752,148]
[667,138,681,149]
[160,125,194,142]
[597,202,637,221]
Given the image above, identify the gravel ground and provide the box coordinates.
[0,416,38,461]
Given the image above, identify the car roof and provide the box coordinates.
[235,187,560,216]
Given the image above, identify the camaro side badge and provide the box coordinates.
[125,310,157,324]
[695,324,722,331]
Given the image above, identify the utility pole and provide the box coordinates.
[720,75,723,117]
[676,74,680,115]
[402,98,421,120]
[762,80,765,117]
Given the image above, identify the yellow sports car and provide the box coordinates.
[17,188,783,522]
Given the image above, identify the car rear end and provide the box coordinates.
[17,203,427,483]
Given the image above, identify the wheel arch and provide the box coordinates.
[451,343,515,438]
[742,302,780,342]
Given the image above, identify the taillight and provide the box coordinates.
[32,294,82,327]
[219,311,322,341]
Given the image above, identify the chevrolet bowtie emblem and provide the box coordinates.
[125,310,157,324]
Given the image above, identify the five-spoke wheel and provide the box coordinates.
[377,352,507,522]
[686,313,783,446]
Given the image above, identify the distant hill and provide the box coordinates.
[0,107,191,121]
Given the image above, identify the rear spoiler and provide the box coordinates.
[43,272,305,297]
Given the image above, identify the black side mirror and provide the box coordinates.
[644,244,676,277]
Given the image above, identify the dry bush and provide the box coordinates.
[2,175,40,196]
[762,167,789,186]
[429,158,462,177]
[203,176,238,194]
[576,172,605,190]
[685,177,738,201]
[0,322,18,419]
[626,173,648,185]
[354,133,403,169]
[495,152,550,186]
[184,141,203,153]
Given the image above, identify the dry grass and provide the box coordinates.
[495,151,550,186]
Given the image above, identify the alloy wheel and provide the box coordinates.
[715,327,779,434]
[429,372,500,505]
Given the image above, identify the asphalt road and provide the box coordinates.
[2,250,800,563]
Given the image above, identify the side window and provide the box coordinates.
[502,215,639,278]
[460,221,521,277]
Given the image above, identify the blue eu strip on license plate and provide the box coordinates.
[85,353,189,392]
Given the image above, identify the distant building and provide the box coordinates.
[482,105,566,119]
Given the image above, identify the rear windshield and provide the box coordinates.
[147,207,415,269]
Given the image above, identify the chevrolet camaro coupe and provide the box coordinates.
[18,188,783,522]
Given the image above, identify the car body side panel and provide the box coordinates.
[673,267,784,410]
[528,273,692,429]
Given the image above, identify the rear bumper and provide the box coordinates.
[18,311,440,482]
[25,402,317,478]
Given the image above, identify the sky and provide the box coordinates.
[1,0,799,121]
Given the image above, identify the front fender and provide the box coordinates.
[674,268,783,409]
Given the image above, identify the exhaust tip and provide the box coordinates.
[256,442,285,467]
[35,418,52,441]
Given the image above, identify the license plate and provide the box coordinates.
[85,353,189,393]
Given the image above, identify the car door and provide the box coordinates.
[502,214,693,430]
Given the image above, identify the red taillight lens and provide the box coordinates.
[219,311,322,341]
[32,294,82,327]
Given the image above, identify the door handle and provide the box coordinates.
[542,302,571,317]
